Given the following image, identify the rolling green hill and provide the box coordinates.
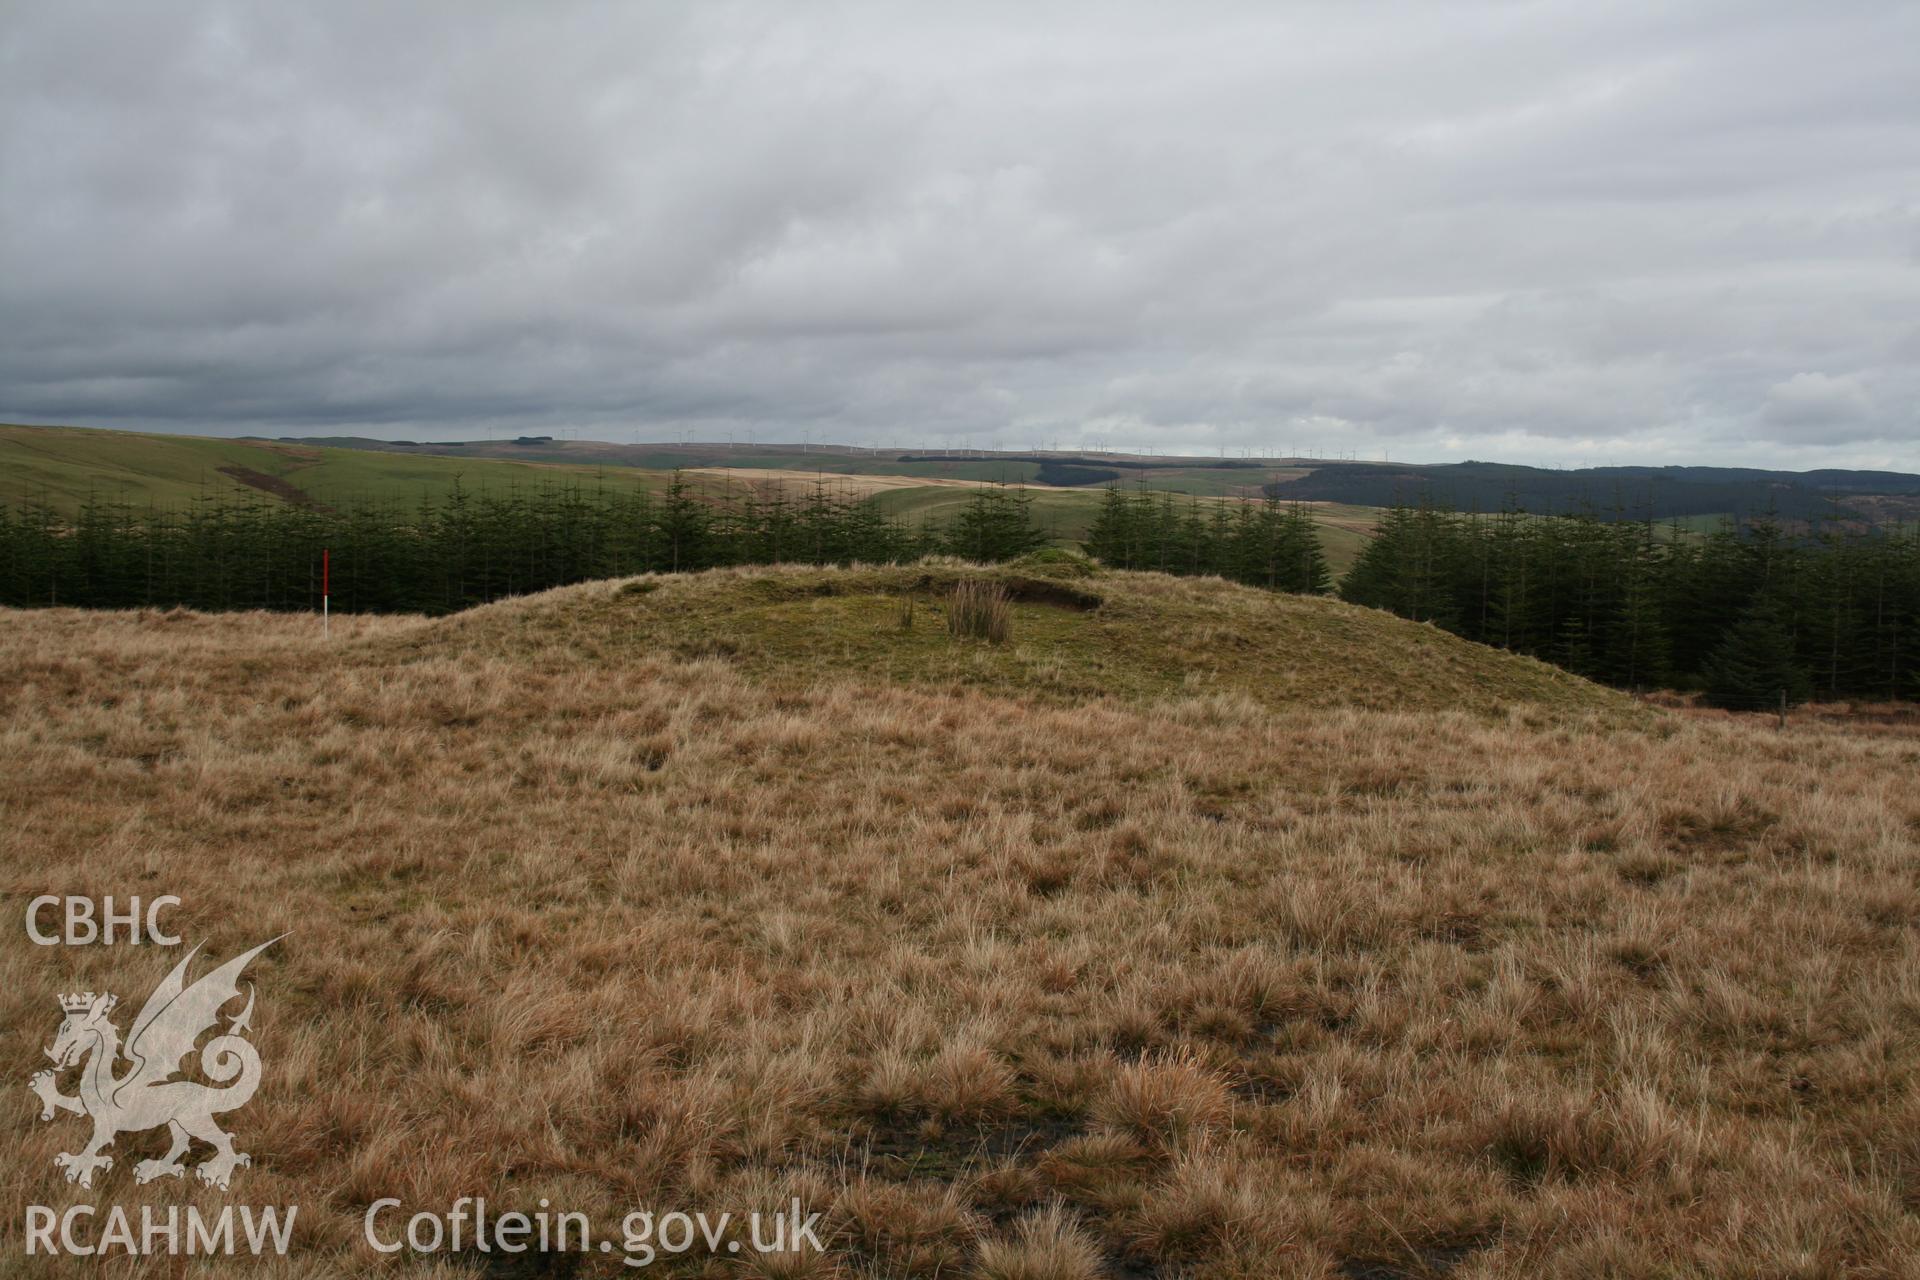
[1,423,1382,575]
[1268,458,1920,525]
[296,436,1301,495]
[0,423,672,511]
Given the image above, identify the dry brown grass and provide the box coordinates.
[2,579,1917,1277]
[682,467,1006,495]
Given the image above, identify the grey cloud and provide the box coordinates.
[2,0,1917,468]
[1763,372,1879,443]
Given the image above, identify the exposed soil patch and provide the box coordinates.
[1340,1242,1484,1279]
[217,463,330,510]
[996,574,1103,611]
[853,1115,1085,1181]
[468,1250,584,1279]
[744,570,1104,612]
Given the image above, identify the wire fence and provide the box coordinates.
[1636,689,1920,728]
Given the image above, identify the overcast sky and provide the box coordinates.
[2,2,1916,469]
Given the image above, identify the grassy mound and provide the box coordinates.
[415,558,1632,717]
[4,592,1916,1275]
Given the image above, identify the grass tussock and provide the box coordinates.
[947,578,1012,644]
[975,1202,1106,1280]
[1,568,1916,1276]
[1096,1052,1234,1150]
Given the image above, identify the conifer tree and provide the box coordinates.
[943,486,1046,562]
[1085,485,1135,569]
[1701,598,1813,710]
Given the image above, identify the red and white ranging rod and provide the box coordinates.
[322,548,330,639]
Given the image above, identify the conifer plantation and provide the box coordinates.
[1337,504,1920,707]
[1084,486,1332,595]
[0,479,1053,616]
[10,474,1917,707]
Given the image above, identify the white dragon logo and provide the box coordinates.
[28,937,280,1191]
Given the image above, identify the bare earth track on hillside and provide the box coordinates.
[216,463,329,510]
